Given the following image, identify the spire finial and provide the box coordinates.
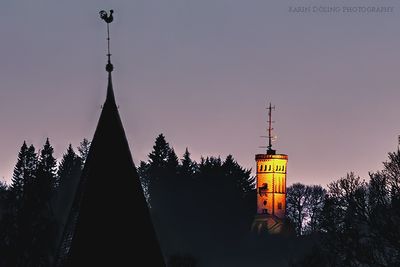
[99,10,114,72]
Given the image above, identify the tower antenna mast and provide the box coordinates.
[259,102,276,154]
[267,102,275,152]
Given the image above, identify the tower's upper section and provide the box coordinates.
[255,154,288,161]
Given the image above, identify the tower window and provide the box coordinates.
[264,165,267,171]
[278,203,282,210]
[262,209,268,214]
[260,165,263,171]
[268,165,271,171]
[276,165,278,171]
[282,166,285,172]
[263,200,267,206]
[258,183,268,196]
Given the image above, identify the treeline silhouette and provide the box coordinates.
[0,134,399,266]
[0,138,90,266]
[287,154,400,266]
[140,134,400,266]
[138,134,256,265]
[0,134,257,266]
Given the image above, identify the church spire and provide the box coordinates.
[55,10,165,266]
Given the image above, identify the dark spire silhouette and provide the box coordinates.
[55,10,165,266]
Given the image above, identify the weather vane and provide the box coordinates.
[99,10,114,72]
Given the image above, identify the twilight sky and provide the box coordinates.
[1,0,400,186]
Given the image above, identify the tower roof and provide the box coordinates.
[56,10,165,266]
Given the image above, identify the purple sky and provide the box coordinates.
[1,1,400,186]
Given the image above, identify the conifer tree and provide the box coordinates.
[147,134,172,209]
[51,144,82,264]
[8,142,38,213]
[77,138,91,166]
[149,134,170,170]
[9,142,28,202]
[166,147,179,176]
[36,138,57,200]
[19,138,58,266]
[0,180,7,199]
[177,148,198,216]
[2,143,39,266]
[223,154,254,195]
[1,142,32,265]
[179,148,198,179]
[0,179,8,219]
[138,161,150,204]
[57,144,82,188]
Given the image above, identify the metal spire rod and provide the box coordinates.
[107,23,111,62]
[99,10,114,72]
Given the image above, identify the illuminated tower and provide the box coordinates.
[252,103,288,234]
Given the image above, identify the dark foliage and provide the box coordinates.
[0,136,399,266]
[77,138,91,167]
[293,153,400,266]
[139,134,256,264]
[0,139,87,266]
[167,253,198,267]
[50,144,83,264]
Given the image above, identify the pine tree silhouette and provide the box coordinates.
[9,141,29,202]
[77,138,91,167]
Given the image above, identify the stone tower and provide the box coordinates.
[252,103,288,234]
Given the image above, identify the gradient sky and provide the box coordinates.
[1,0,400,186]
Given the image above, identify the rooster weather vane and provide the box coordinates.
[99,10,114,72]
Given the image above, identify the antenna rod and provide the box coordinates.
[268,103,272,151]
[107,23,111,63]
[267,102,275,152]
